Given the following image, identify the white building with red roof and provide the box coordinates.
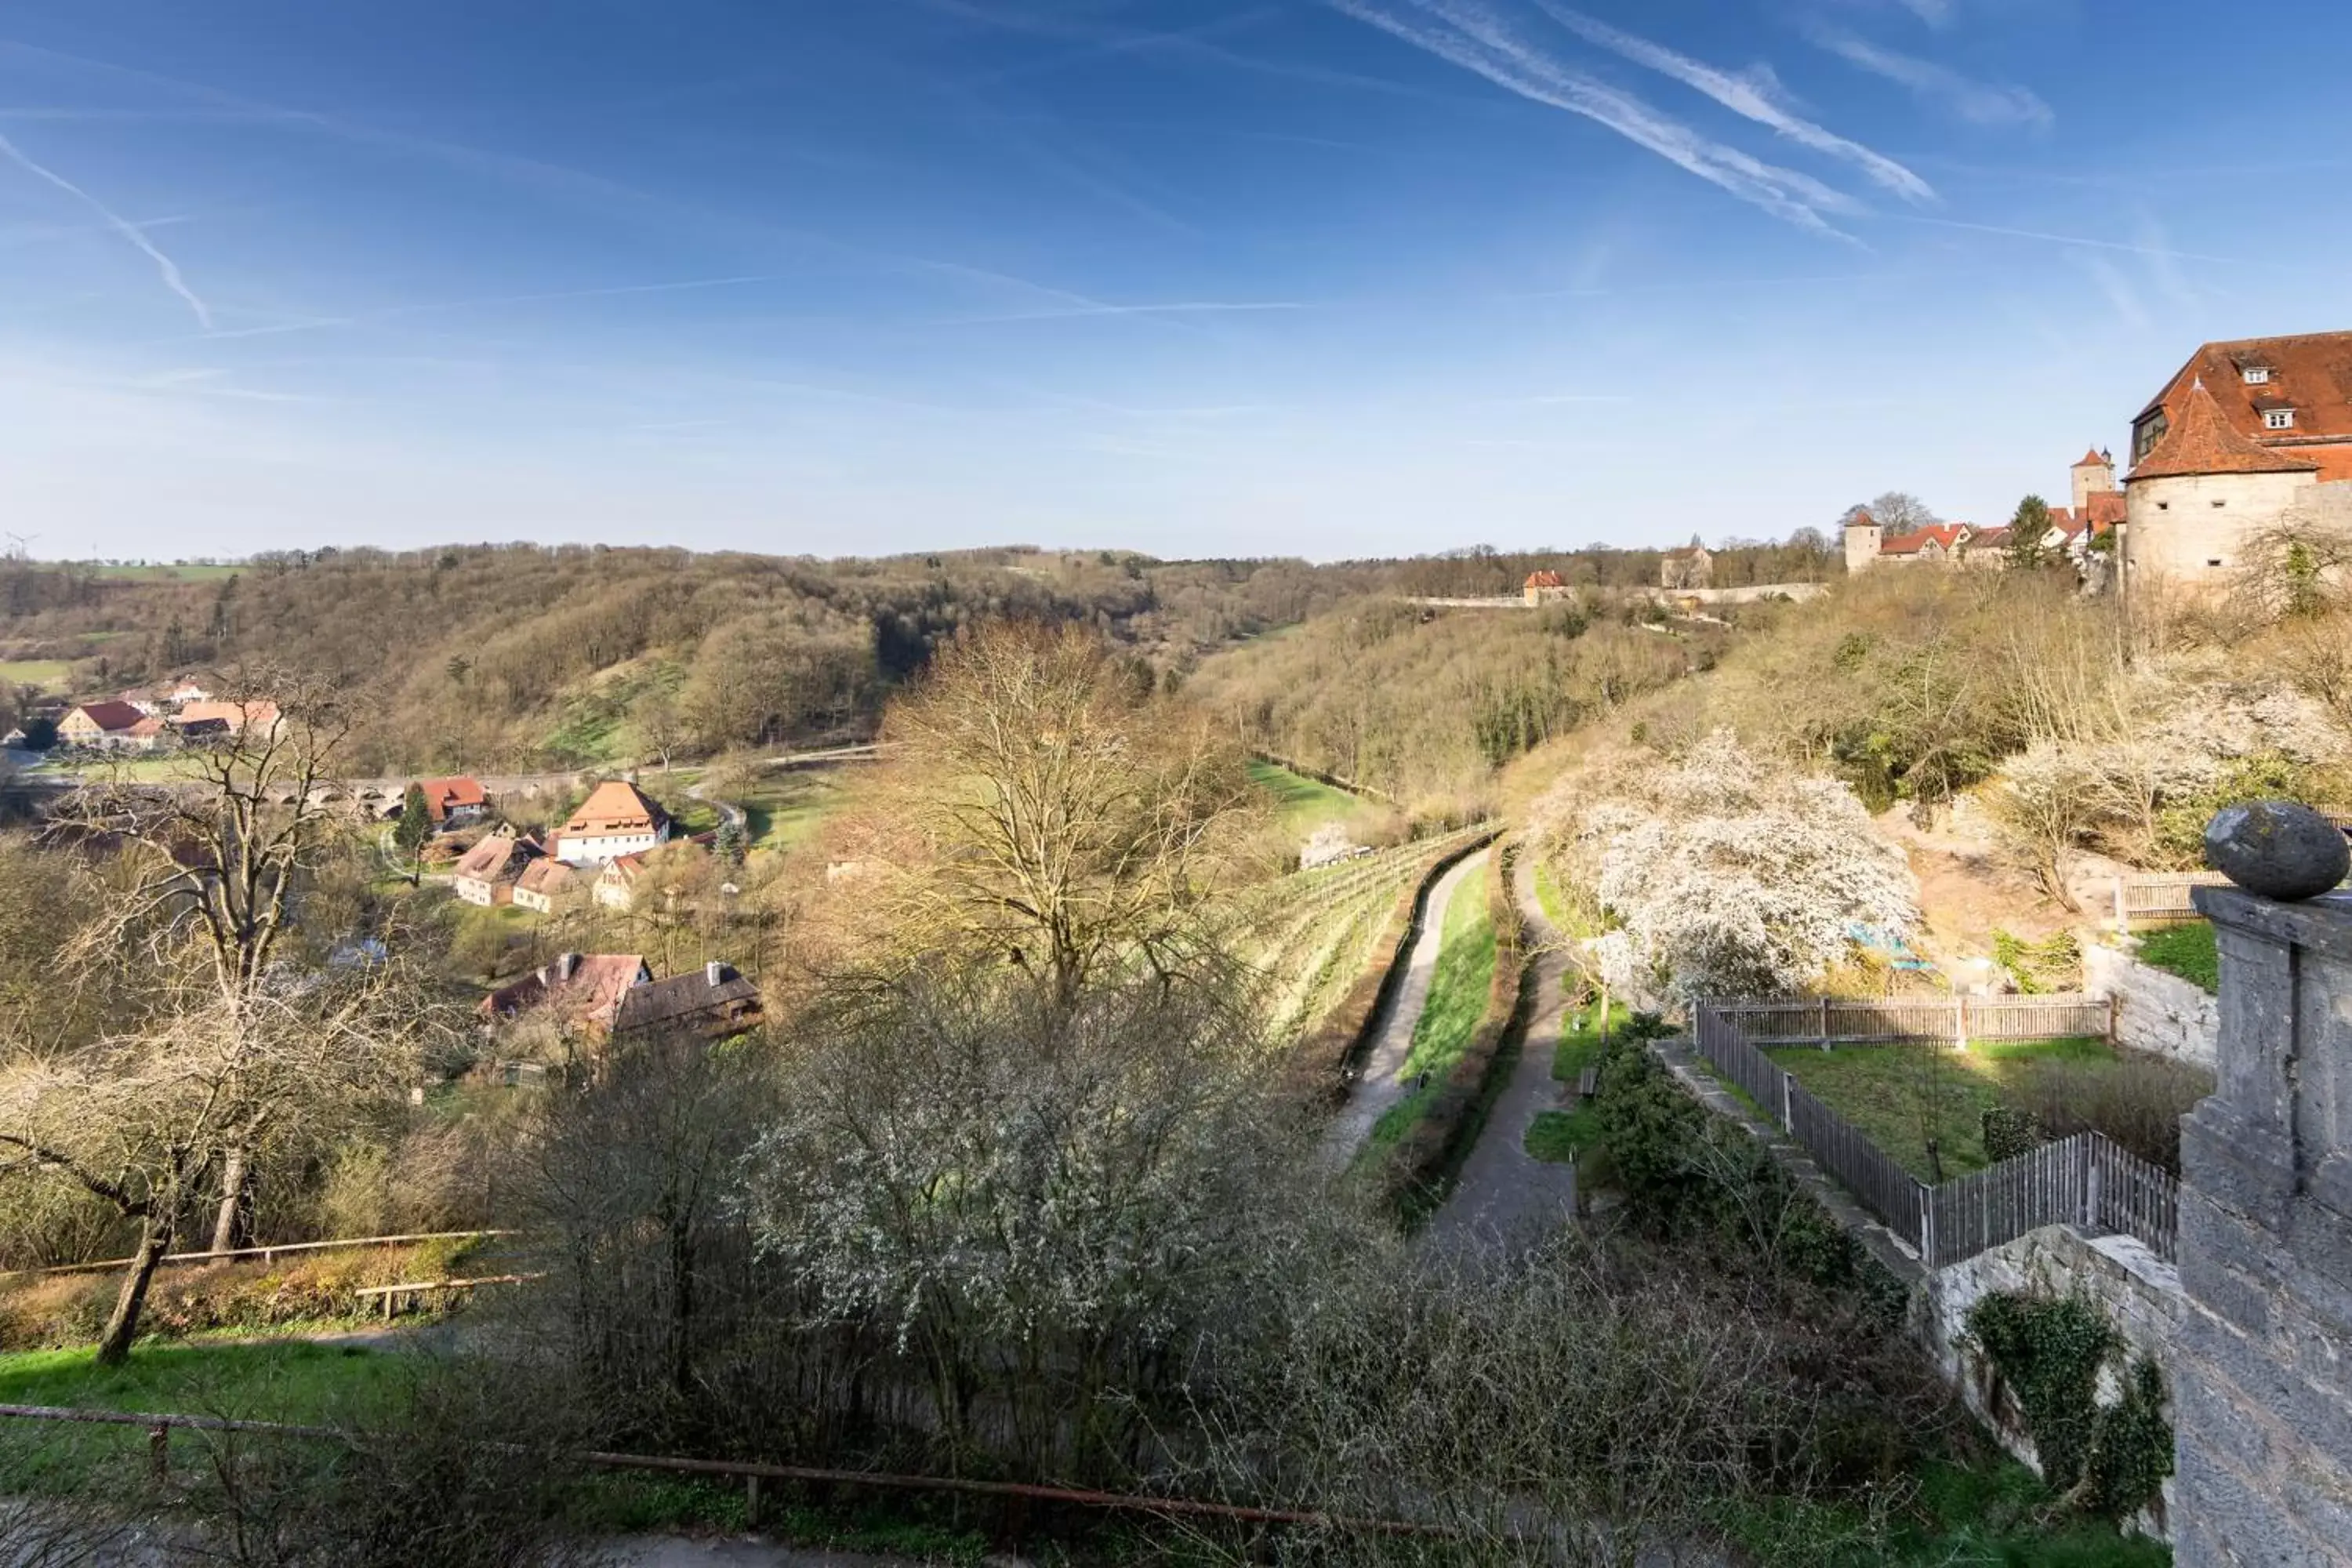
[552,779,672,866]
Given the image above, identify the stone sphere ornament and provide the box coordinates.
[2204,800,2350,901]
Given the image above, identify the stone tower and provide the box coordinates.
[2172,877,2352,1563]
[2071,445,2117,517]
[1842,508,1880,574]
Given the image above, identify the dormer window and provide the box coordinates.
[2266,408,2296,430]
[2243,365,2272,385]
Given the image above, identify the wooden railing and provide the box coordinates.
[2111,871,2231,928]
[1705,993,2112,1048]
[1688,1005,2176,1267]
[0,1403,1454,1541]
[9,1230,512,1281]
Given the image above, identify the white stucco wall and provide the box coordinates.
[2123,470,2315,583]
[2083,942,2219,1070]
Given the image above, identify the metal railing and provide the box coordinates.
[9,1229,513,1281]
[1688,1004,2177,1268]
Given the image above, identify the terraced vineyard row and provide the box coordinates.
[1238,826,1489,1047]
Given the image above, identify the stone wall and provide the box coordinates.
[2082,940,2218,1069]
[2169,885,2352,1566]
[1920,1225,2183,1538]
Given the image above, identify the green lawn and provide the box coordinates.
[2136,920,2218,993]
[1368,866,1496,1147]
[46,753,198,781]
[1768,1036,2116,1181]
[0,659,73,691]
[734,770,849,851]
[1248,758,1369,836]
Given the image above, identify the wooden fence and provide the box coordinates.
[9,1229,514,1281]
[2111,871,2231,928]
[1705,993,2112,1048]
[1689,1005,2176,1267]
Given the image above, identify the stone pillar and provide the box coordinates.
[2173,884,2352,1565]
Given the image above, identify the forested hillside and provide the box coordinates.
[0,546,1371,773]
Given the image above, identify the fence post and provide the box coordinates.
[1818,994,1830,1048]
[2085,1139,2102,1232]
[149,1424,170,1485]
[1918,1187,1935,1267]
[1955,995,1969,1054]
[746,1474,763,1530]
[2107,992,2119,1047]
[1780,1069,1792,1134]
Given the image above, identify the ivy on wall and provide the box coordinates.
[1965,1290,2173,1522]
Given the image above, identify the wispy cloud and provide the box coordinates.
[1893,215,2244,265]
[1533,4,1933,202]
[2070,252,2148,331]
[1809,28,2052,129]
[180,275,777,343]
[0,131,212,326]
[934,299,1312,325]
[1328,0,1865,239]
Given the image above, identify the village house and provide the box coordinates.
[609,960,765,1043]
[1844,447,2122,574]
[409,775,489,828]
[452,830,543,907]
[1659,540,1714,590]
[477,951,651,1037]
[1522,569,1567,607]
[56,700,150,751]
[552,779,671,866]
[2122,333,2352,591]
[176,698,282,738]
[593,852,646,910]
[165,677,210,707]
[511,857,579,913]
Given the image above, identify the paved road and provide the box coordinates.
[1425,851,1579,1252]
[1323,848,1489,1162]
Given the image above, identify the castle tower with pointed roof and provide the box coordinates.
[2070,445,2116,517]
[2123,377,2326,589]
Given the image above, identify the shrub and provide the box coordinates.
[2014,1057,2211,1174]
[1980,1104,2043,1163]
[1965,1292,2172,1523]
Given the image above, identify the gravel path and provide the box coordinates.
[1425,852,1579,1253]
[1322,848,1490,1163]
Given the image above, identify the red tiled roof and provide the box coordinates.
[560,780,666,839]
[479,953,649,1025]
[2136,332,2352,452]
[453,832,539,884]
[1878,524,1969,556]
[2128,381,2322,481]
[2074,447,2110,468]
[68,700,145,732]
[1523,570,1565,589]
[2085,492,2125,528]
[126,717,167,739]
[413,775,487,822]
[1661,545,1710,560]
[179,699,280,731]
[1969,526,2013,550]
[515,858,575,897]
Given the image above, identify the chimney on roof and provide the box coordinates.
[559,952,580,982]
[706,960,725,988]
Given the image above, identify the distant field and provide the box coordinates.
[1248,759,1372,837]
[0,659,73,691]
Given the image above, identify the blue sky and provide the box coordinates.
[1,0,2346,562]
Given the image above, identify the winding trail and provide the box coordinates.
[1425,851,1579,1251]
[1322,848,1490,1162]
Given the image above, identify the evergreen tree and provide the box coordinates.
[2006,495,2053,571]
[393,783,432,884]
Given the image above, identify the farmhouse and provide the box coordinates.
[552,779,671,866]
[610,960,765,1042]
[56,701,149,751]
[452,830,542,906]
[411,775,489,827]
[511,857,579,913]
[593,852,645,910]
[477,951,651,1036]
[1659,541,1713,590]
[1522,569,1568,607]
[178,699,282,737]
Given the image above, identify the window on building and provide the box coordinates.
[2244,366,2271,385]
[2212,499,2227,507]
[2133,413,2168,462]
[2207,558,2224,568]
[2266,408,2296,430]
[2157,501,2170,510]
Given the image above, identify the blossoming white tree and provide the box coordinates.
[1557,731,1918,1002]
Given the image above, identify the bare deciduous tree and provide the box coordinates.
[861,620,1259,1009]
